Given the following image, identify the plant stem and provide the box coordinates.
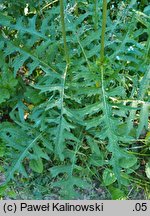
[60,0,69,64]
[42,0,58,10]
[100,0,107,64]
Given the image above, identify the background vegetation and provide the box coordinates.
[0,0,150,200]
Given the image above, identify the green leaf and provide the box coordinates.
[0,88,10,104]
[89,156,104,166]
[119,156,137,169]
[0,185,7,196]
[52,176,90,199]
[109,186,126,200]
[120,173,130,186]
[50,165,82,177]
[52,176,91,199]
[145,132,150,146]
[85,117,104,129]
[0,146,5,157]
[75,102,102,117]
[5,133,42,181]
[14,100,27,123]
[107,86,126,97]
[136,103,149,138]
[6,73,18,88]
[24,87,43,105]
[0,12,13,25]
[103,169,117,186]
[144,5,150,15]
[86,136,101,155]
[32,145,49,160]
[29,158,43,173]
[50,165,72,177]
[145,162,150,179]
